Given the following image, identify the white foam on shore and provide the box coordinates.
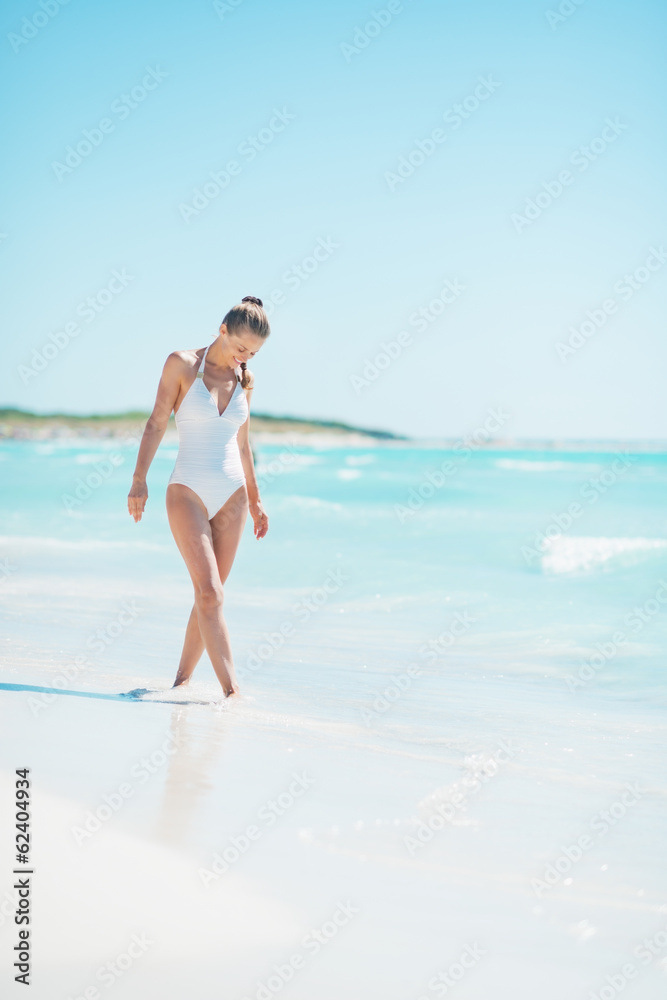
[256,452,322,470]
[74,452,123,464]
[495,458,600,472]
[280,496,343,511]
[249,431,389,448]
[0,535,168,553]
[122,686,225,706]
[541,536,667,575]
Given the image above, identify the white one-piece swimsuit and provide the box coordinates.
[167,345,249,519]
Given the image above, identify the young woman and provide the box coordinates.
[127,296,270,698]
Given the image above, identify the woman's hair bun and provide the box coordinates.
[241,295,263,307]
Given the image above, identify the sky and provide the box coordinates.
[1,0,666,441]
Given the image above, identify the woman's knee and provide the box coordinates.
[195,581,224,611]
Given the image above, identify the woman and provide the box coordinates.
[127,296,270,698]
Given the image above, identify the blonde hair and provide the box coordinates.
[222,295,270,388]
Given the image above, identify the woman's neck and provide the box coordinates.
[206,338,235,372]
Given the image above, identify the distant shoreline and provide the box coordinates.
[0,408,665,451]
[0,407,404,443]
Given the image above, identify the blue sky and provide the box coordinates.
[1,0,666,440]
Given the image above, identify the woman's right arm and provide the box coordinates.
[127,353,184,523]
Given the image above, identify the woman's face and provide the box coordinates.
[220,324,265,368]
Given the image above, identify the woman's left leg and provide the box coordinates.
[173,485,248,686]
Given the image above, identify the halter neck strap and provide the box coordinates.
[196,344,242,383]
[196,345,211,378]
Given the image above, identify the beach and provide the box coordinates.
[1,436,666,998]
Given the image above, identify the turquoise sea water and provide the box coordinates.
[2,438,667,703]
[1,438,667,998]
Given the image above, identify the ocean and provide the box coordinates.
[1,436,666,998]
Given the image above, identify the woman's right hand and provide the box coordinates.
[128,478,148,522]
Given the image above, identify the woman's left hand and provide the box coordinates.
[249,499,269,539]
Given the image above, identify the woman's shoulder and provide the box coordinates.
[165,348,204,372]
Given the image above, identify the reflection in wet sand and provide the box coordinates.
[153,705,231,846]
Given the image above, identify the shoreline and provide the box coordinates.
[0,408,404,444]
[0,409,666,452]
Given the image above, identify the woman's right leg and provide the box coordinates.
[166,484,240,697]
[172,605,202,687]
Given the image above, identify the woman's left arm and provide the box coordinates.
[238,383,269,539]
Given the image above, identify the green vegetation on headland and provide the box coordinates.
[1,409,663,451]
[0,408,406,441]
